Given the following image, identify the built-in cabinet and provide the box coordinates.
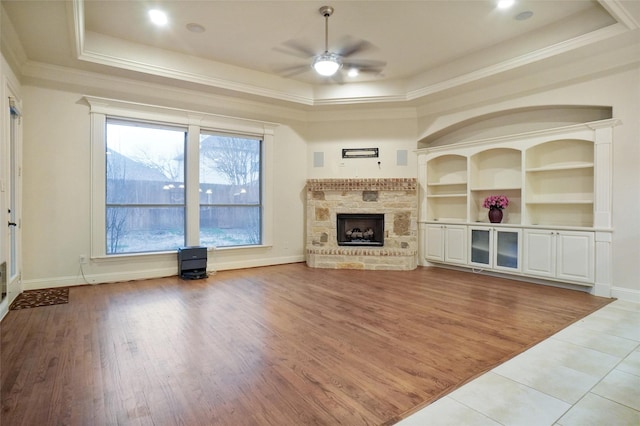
[425,224,467,265]
[523,229,594,284]
[417,119,617,296]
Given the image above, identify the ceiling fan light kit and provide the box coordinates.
[313,52,342,76]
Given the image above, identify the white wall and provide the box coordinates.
[416,65,640,302]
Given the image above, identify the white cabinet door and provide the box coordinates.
[556,231,594,283]
[444,225,467,265]
[523,230,556,278]
[425,225,445,261]
[523,229,594,284]
[425,224,467,265]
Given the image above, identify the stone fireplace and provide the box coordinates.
[306,178,417,270]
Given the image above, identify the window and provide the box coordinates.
[88,96,275,258]
[199,133,262,247]
[106,119,186,253]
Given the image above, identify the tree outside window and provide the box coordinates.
[105,120,263,254]
[106,120,186,254]
[199,134,262,247]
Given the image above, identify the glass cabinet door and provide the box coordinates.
[469,227,521,271]
[470,228,491,267]
[495,229,520,271]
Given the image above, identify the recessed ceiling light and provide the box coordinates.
[515,10,534,21]
[148,9,168,26]
[497,0,515,9]
[186,23,206,33]
[348,68,359,77]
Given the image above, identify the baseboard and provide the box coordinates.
[21,255,307,290]
[22,267,178,290]
[610,286,640,303]
[213,255,305,272]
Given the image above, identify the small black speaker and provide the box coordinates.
[178,246,208,279]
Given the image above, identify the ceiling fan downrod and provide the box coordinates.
[313,5,341,77]
[319,6,334,54]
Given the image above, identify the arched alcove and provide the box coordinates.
[418,105,612,149]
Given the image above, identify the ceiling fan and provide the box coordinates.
[276,5,386,81]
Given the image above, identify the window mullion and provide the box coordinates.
[185,124,201,246]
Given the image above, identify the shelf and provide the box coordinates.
[526,200,593,205]
[432,218,466,223]
[427,194,467,198]
[427,181,467,187]
[470,186,521,191]
[525,140,594,170]
[427,154,467,186]
[526,163,593,173]
[470,148,522,189]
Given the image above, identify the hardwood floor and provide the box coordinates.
[1,264,612,425]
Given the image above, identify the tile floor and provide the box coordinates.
[396,299,640,426]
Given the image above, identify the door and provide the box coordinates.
[469,227,492,268]
[425,225,445,262]
[2,95,22,309]
[556,231,594,283]
[425,224,467,265]
[444,225,467,265]
[494,228,521,272]
[523,229,556,278]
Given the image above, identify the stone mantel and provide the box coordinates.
[306,178,417,192]
[305,178,418,270]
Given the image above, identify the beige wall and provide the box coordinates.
[21,84,309,288]
[14,58,640,302]
[416,66,640,301]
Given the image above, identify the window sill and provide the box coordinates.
[91,244,273,262]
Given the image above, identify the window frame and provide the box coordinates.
[105,118,188,254]
[198,131,263,248]
[87,96,275,259]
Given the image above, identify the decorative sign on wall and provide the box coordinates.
[342,148,379,158]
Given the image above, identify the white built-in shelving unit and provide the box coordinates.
[417,119,619,297]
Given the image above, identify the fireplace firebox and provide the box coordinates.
[337,213,384,246]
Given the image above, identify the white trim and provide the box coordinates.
[84,96,278,135]
[610,286,640,303]
[599,0,640,29]
[416,119,621,154]
[407,24,629,101]
[87,96,279,258]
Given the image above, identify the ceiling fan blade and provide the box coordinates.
[342,59,387,69]
[330,72,345,84]
[274,39,317,59]
[336,37,374,58]
[274,64,311,78]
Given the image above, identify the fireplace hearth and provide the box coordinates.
[337,213,384,246]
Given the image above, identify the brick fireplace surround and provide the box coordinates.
[306,178,418,270]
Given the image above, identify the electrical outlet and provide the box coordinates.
[79,255,87,264]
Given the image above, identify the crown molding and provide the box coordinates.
[407,23,629,101]
[60,0,640,107]
[599,0,640,29]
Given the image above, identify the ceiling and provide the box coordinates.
[2,0,639,106]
